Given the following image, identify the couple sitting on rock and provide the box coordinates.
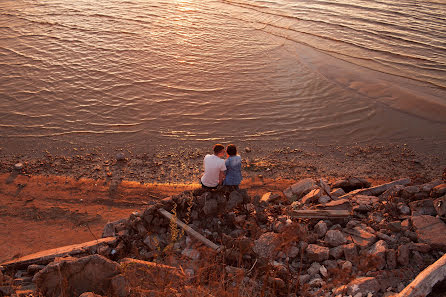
[200,143,242,190]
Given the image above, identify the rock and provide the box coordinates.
[341,260,353,272]
[345,225,377,249]
[203,198,218,215]
[307,262,321,276]
[434,195,446,218]
[321,198,351,211]
[386,249,397,269]
[143,234,161,251]
[244,147,251,153]
[79,293,104,297]
[318,195,331,204]
[14,162,24,170]
[386,221,402,232]
[330,188,346,197]
[301,188,323,204]
[260,192,281,204]
[410,242,431,253]
[306,244,329,262]
[319,265,328,278]
[287,246,299,258]
[431,184,446,198]
[421,180,442,192]
[33,254,121,297]
[27,264,46,275]
[102,222,116,237]
[285,178,317,202]
[268,277,286,289]
[332,177,371,192]
[330,246,344,259]
[78,293,104,297]
[298,274,311,284]
[412,215,446,250]
[398,203,411,215]
[308,277,325,287]
[116,152,126,161]
[110,275,129,297]
[397,244,410,266]
[409,199,437,216]
[324,230,347,247]
[253,232,280,259]
[226,191,244,210]
[314,220,328,238]
[181,248,200,260]
[368,240,387,270]
[347,277,380,295]
[118,258,185,294]
[343,243,358,262]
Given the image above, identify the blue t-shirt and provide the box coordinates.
[223,155,242,186]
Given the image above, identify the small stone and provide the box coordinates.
[343,243,358,262]
[102,222,116,237]
[347,277,379,295]
[116,152,125,161]
[397,244,410,266]
[320,265,328,278]
[431,184,446,198]
[324,230,347,247]
[341,261,352,272]
[386,249,397,269]
[308,277,325,287]
[203,198,218,215]
[307,262,321,276]
[330,246,344,259]
[398,203,411,215]
[368,240,387,270]
[298,274,311,284]
[307,244,329,262]
[318,195,331,204]
[14,162,24,170]
[314,220,328,238]
[182,248,200,260]
[245,147,252,153]
[330,188,346,197]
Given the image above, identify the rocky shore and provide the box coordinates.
[1,174,446,296]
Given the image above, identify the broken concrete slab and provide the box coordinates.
[0,237,117,269]
[411,215,446,250]
[33,254,121,297]
[340,178,411,200]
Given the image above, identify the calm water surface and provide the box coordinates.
[0,0,445,153]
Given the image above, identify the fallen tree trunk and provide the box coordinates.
[397,253,446,297]
[340,178,411,199]
[288,209,351,219]
[158,208,222,252]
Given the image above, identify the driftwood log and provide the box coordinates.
[397,253,446,297]
[158,208,223,252]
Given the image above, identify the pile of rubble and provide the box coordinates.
[1,176,446,297]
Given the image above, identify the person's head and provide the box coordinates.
[213,144,225,157]
[226,144,237,156]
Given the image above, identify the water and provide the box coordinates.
[0,0,445,154]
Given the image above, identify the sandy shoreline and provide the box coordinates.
[1,141,445,185]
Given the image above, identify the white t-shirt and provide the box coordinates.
[201,154,226,187]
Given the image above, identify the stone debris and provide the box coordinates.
[2,176,446,296]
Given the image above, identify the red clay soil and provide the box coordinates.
[0,172,294,264]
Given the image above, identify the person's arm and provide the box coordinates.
[219,170,226,185]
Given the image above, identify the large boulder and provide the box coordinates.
[412,215,446,250]
[33,255,121,297]
[253,232,280,259]
[284,178,317,202]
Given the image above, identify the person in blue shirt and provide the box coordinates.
[223,144,242,189]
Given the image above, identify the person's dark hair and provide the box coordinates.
[213,144,225,154]
[226,144,237,156]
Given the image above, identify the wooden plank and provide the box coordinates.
[397,253,446,297]
[289,209,351,219]
[1,237,117,269]
[158,208,222,252]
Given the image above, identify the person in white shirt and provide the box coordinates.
[201,144,227,189]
